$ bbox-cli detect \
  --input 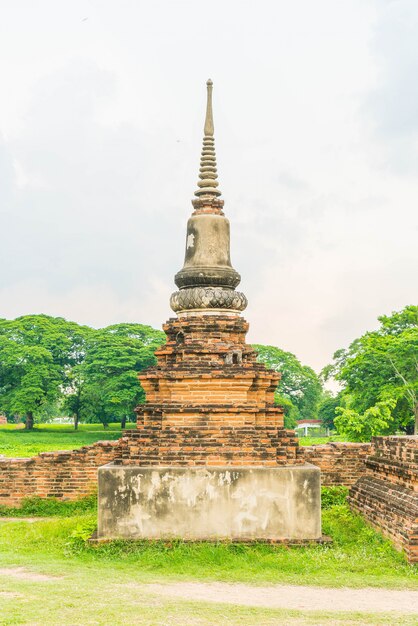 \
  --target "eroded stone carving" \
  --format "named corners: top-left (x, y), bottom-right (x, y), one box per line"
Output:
top-left (170, 287), bottom-right (247, 312)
